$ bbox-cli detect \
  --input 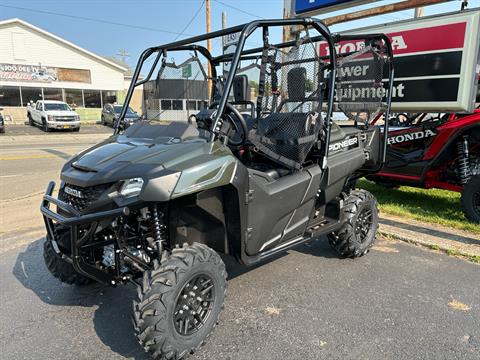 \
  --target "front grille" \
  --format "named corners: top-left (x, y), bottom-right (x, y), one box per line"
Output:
top-left (55, 116), bottom-right (76, 122)
top-left (61, 183), bottom-right (112, 211)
